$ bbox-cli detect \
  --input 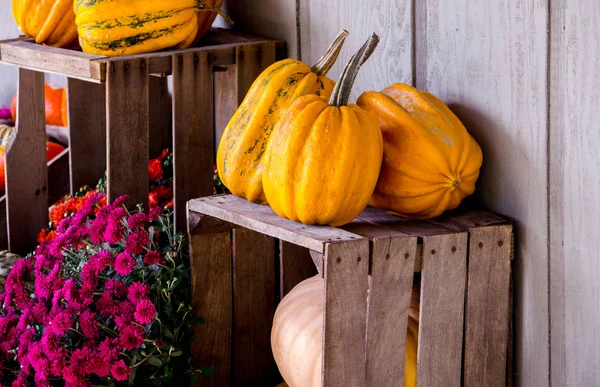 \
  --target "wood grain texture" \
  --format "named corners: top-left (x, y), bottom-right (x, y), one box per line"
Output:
top-left (0, 40), bottom-right (105, 82)
top-left (48, 149), bottom-right (71, 205)
top-left (298, 0), bottom-right (413, 99)
top-left (214, 64), bottom-right (237, 150)
top-left (67, 78), bottom-right (106, 193)
top-left (418, 1), bottom-right (549, 385)
top-left (106, 59), bottom-right (149, 209)
top-left (550, 1), bottom-right (600, 385)
top-left (279, 241), bottom-right (318, 297)
top-left (172, 52), bottom-right (214, 234)
top-left (232, 228), bottom-right (278, 386)
top-left (365, 236), bottom-right (417, 387)
top-left (236, 42), bottom-right (277, 104)
top-left (322, 240), bottom-right (369, 387)
top-left (417, 232), bottom-right (467, 387)
top-left (187, 228), bottom-right (232, 387)
top-left (223, 0), bottom-right (298, 58)
top-left (148, 76), bottom-right (172, 158)
top-left (464, 225), bottom-right (513, 387)
top-left (188, 195), bottom-right (363, 253)
top-left (6, 69), bottom-right (47, 254)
